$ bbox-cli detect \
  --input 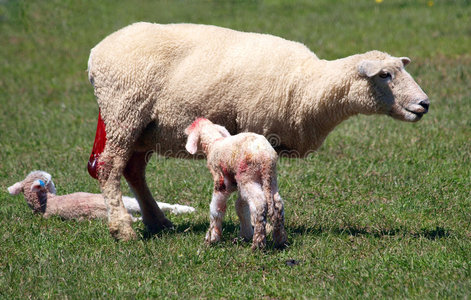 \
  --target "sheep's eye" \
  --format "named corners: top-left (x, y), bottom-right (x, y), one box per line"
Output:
top-left (379, 72), bottom-right (391, 79)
